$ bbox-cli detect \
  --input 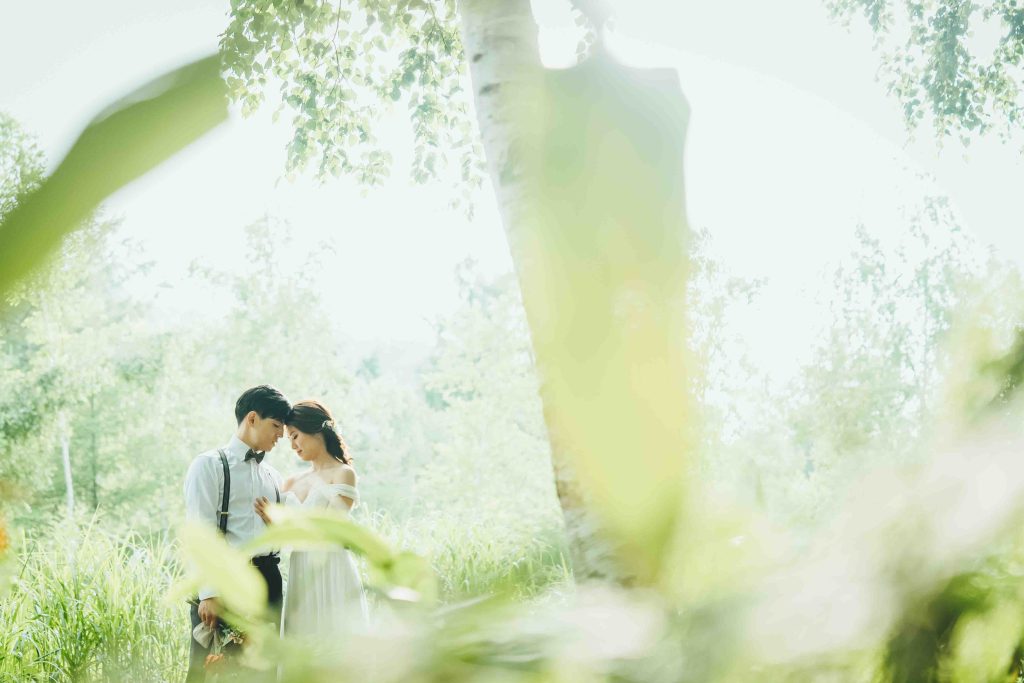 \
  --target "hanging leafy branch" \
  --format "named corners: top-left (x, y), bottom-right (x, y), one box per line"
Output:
top-left (826, 0), bottom-right (1024, 145)
top-left (221, 0), bottom-right (486, 199)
